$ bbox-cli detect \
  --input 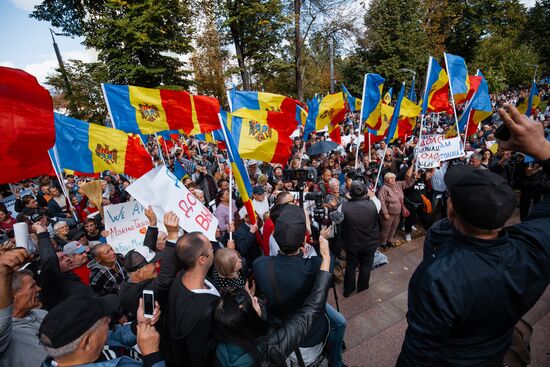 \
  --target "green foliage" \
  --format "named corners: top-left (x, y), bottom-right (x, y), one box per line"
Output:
top-left (472, 36), bottom-right (539, 92)
top-left (218, 0), bottom-right (287, 89)
top-left (46, 60), bottom-right (108, 124)
top-left (362, 0), bottom-right (429, 88)
top-left (520, 0), bottom-right (550, 72)
top-left (32, 0), bottom-right (194, 87)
